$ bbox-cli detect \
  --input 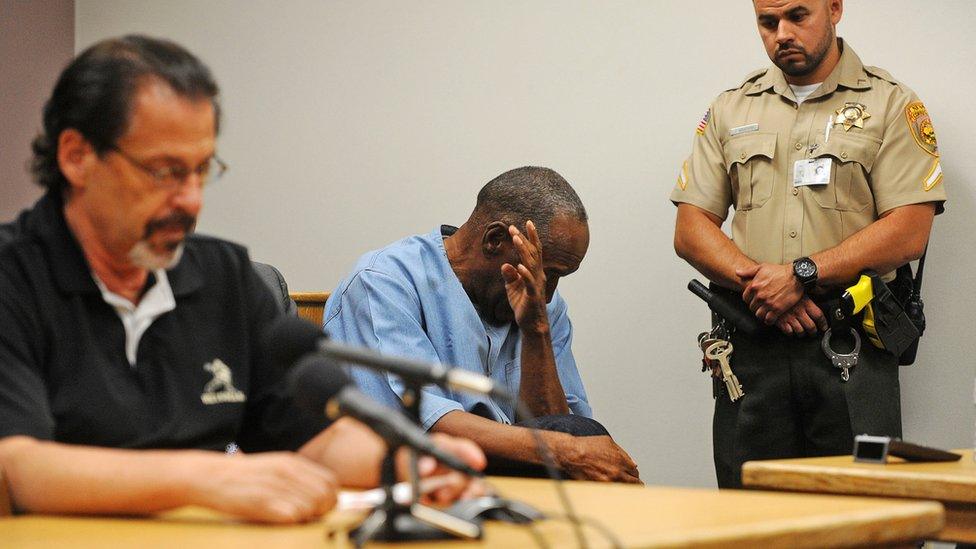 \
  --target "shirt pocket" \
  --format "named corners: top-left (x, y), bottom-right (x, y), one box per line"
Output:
top-left (502, 359), bottom-right (521, 401)
top-left (809, 133), bottom-right (881, 212)
top-left (724, 132), bottom-right (777, 211)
